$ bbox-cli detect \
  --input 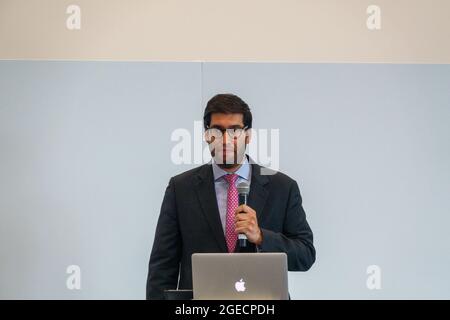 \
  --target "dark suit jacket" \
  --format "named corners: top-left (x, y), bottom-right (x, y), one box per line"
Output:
top-left (146, 159), bottom-right (316, 299)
